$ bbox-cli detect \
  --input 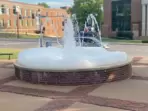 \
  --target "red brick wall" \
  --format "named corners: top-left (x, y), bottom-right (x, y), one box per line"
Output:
top-left (102, 0), bottom-right (112, 37)
top-left (131, 0), bottom-right (142, 37)
top-left (0, 0), bottom-right (68, 37)
top-left (102, 0), bottom-right (142, 38)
